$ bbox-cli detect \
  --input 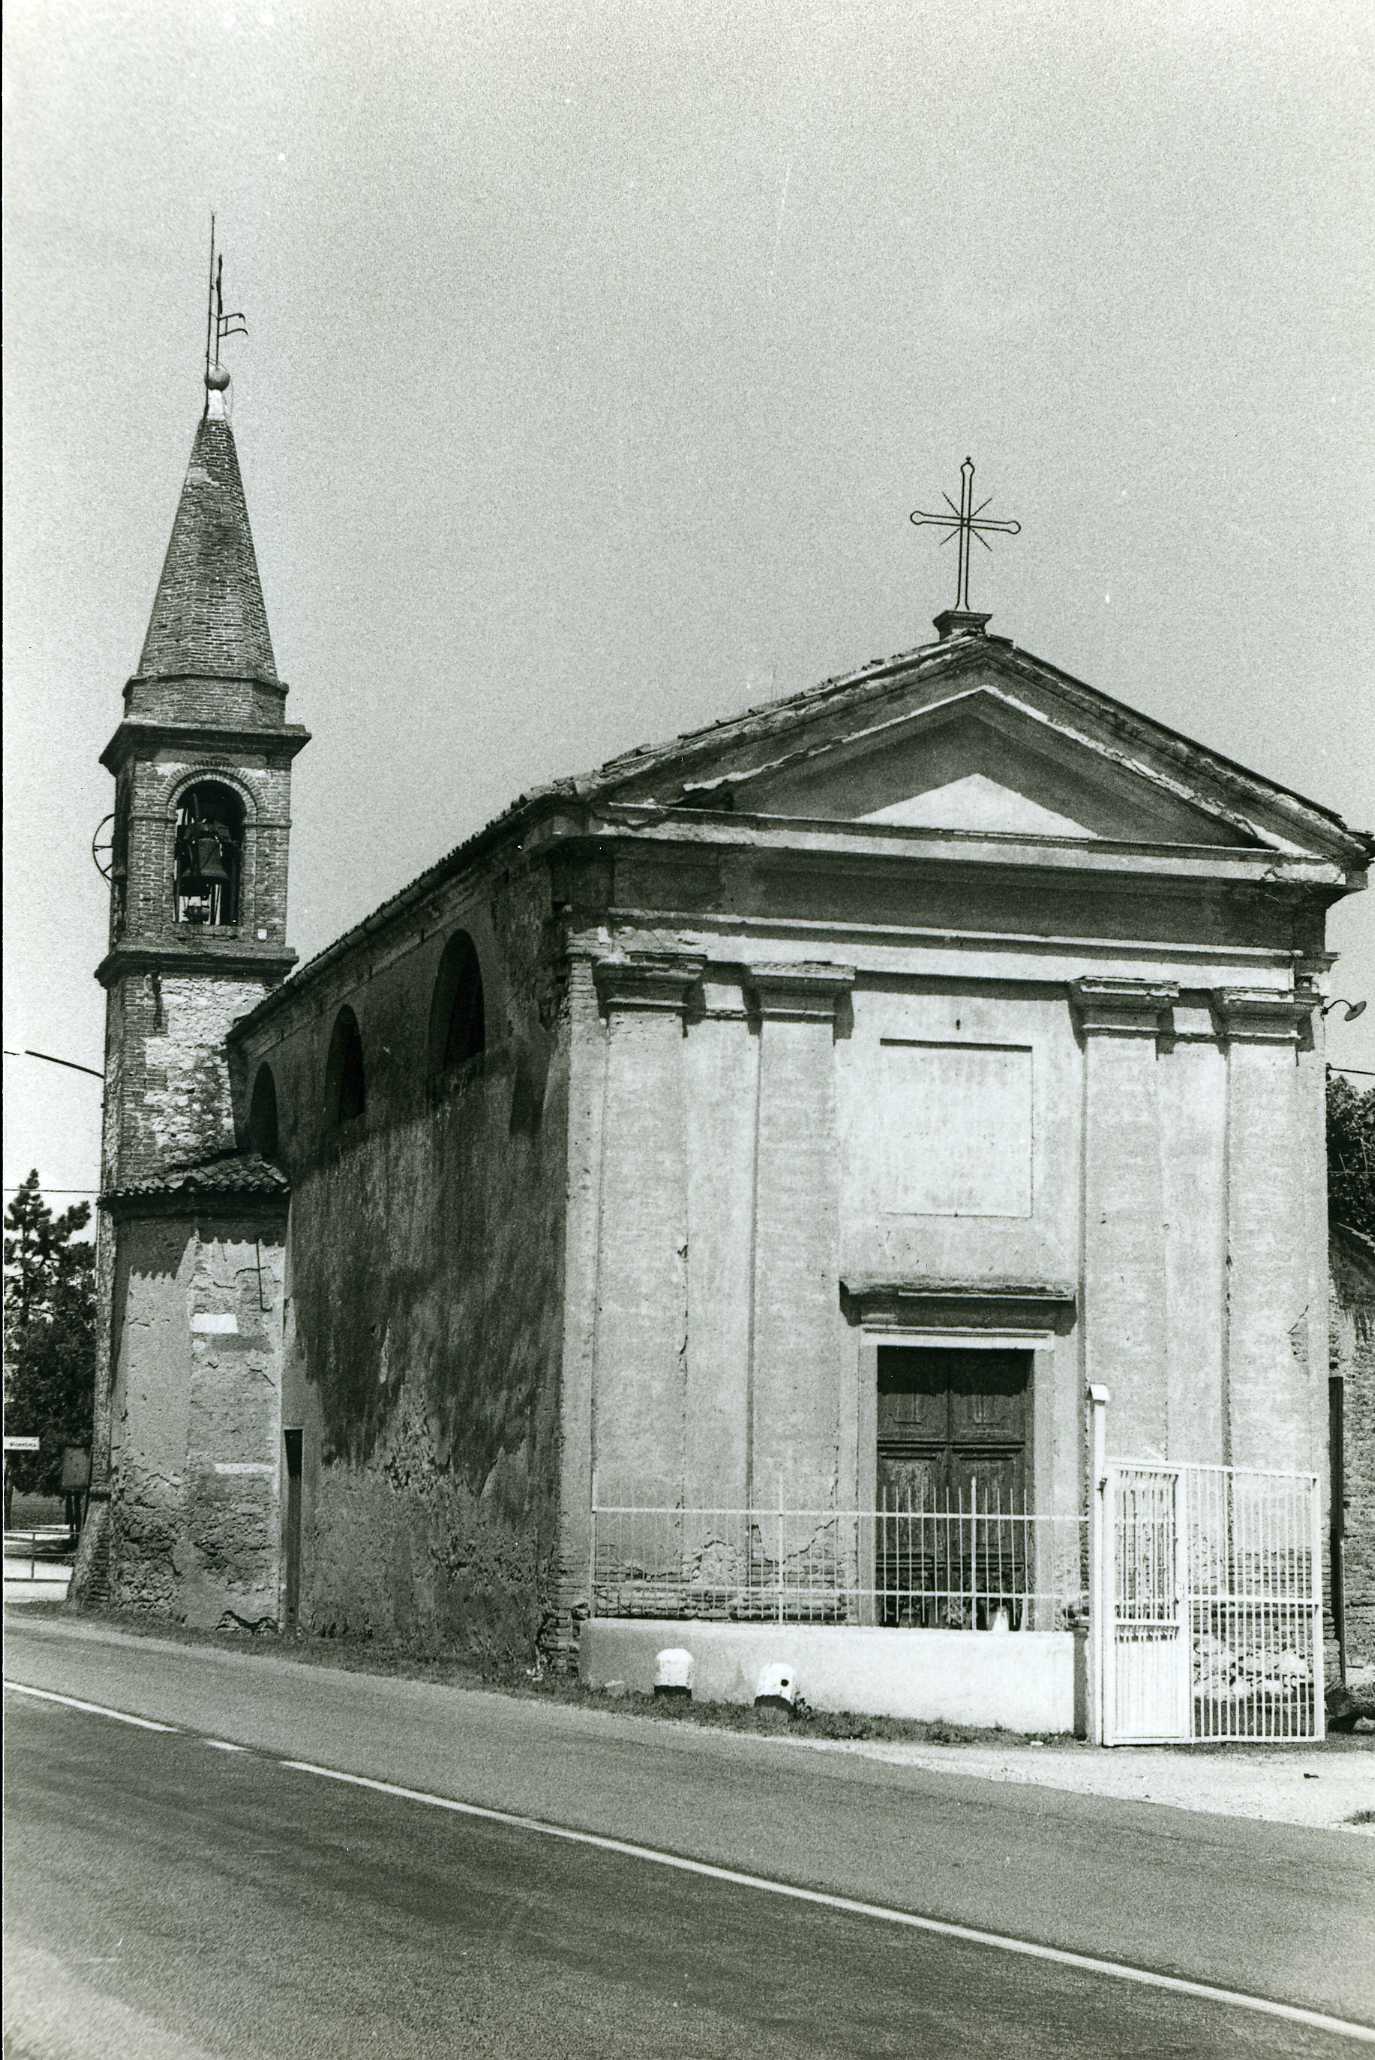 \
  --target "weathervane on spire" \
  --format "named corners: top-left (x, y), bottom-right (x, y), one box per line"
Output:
top-left (910, 457), bottom-right (1020, 635)
top-left (203, 213), bottom-right (248, 412)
